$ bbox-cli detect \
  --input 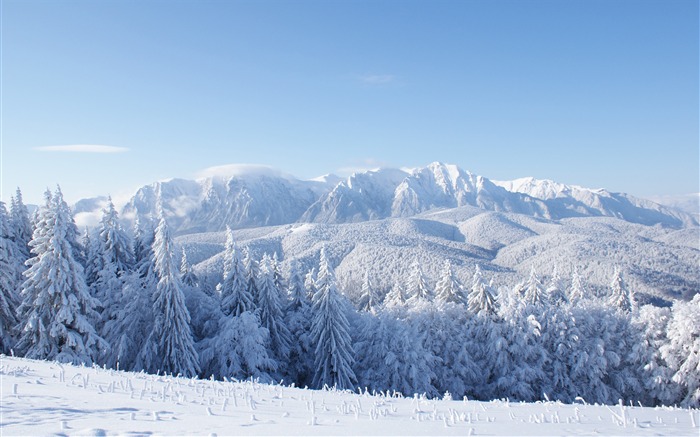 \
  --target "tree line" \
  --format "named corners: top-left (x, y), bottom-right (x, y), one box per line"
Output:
top-left (0, 187), bottom-right (698, 408)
